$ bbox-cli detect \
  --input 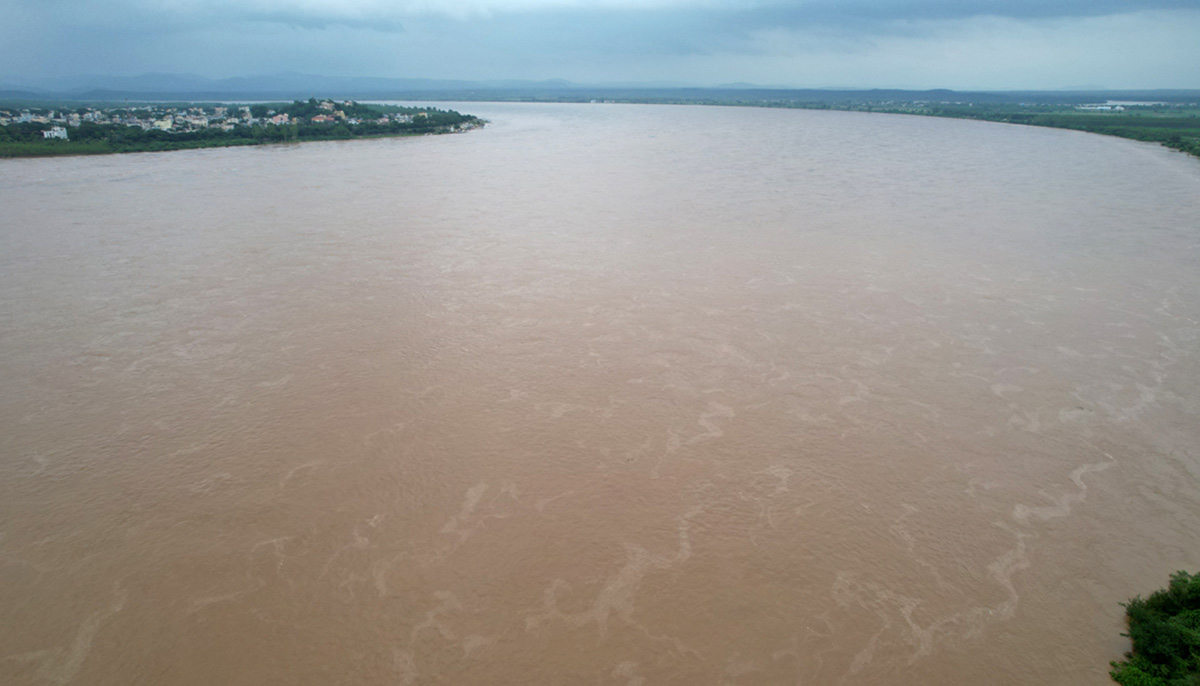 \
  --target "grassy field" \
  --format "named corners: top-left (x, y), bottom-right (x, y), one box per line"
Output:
top-left (0, 140), bottom-right (115, 156)
top-left (0, 138), bottom-right (268, 157)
